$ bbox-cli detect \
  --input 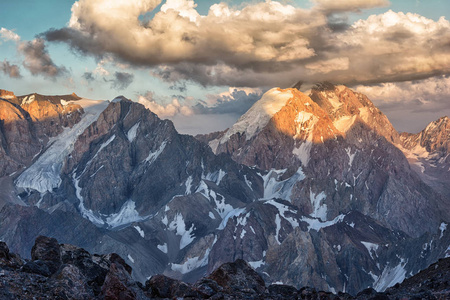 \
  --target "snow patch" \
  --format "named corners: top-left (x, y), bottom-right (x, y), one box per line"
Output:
top-left (345, 148), bottom-right (356, 168)
top-left (440, 222), bottom-right (447, 239)
top-left (361, 241), bottom-right (379, 259)
top-left (293, 140), bottom-right (313, 166)
top-left (309, 190), bottom-right (327, 221)
top-left (359, 107), bottom-right (372, 124)
top-left (145, 141), bottom-right (167, 164)
top-left (170, 248), bottom-right (211, 274)
top-left (157, 243), bottom-right (168, 254)
top-left (248, 259), bottom-right (265, 269)
top-left (127, 122), bottom-right (140, 142)
top-left (106, 200), bottom-right (147, 228)
top-left (244, 175), bottom-right (253, 190)
top-left (373, 259), bottom-right (407, 292)
top-left (333, 115), bottom-right (357, 133)
top-left (209, 211), bottom-right (216, 219)
top-left (168, 213), bottom-right (195, 249)
top-left (218, 208), bottom-right (246, 230)
top-left (260, 168), bottom-right (305, 201)
top-left (185, 176), bottom-right (193, 195)
top-left (134, 225), bottom-right (145, 238)
top-left (73, 173), bottom-right (105, 225)
top-left (21, 94), bottom-right (35, 105)
top-left (275, 214), bottom-right (282, 245)
top-left (301, 214), bottom-right (345, 232)
top-left (203, 169), bottom-right (226, 186)
top-left (127, 254), bottom-right (134, 263)
top-left (265, 199), bottom-right (300, 229)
